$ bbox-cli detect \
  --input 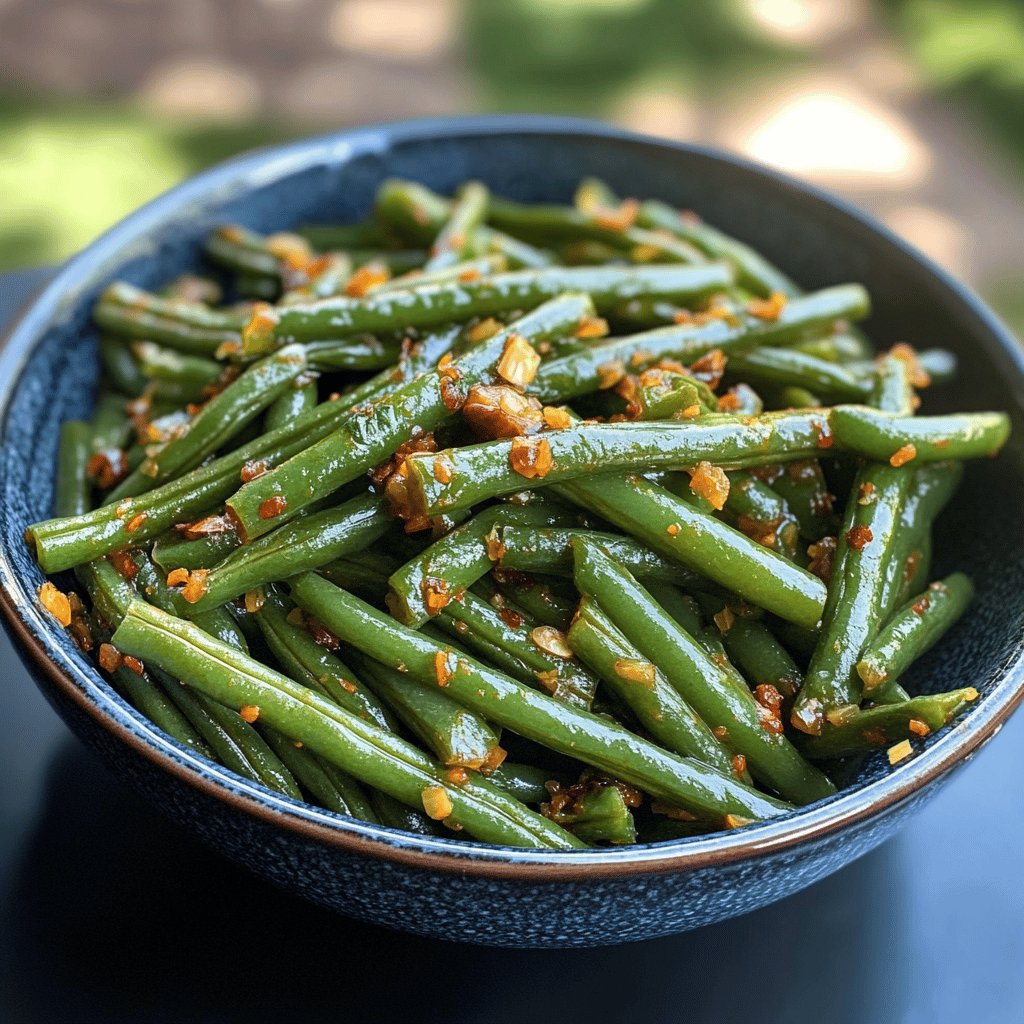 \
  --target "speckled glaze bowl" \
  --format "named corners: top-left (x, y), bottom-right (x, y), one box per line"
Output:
top-left (1, 116), bottom-right (1022, 948)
